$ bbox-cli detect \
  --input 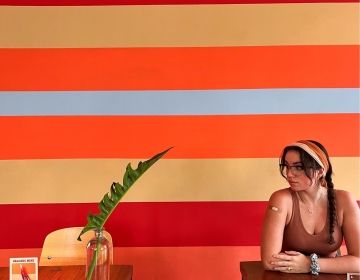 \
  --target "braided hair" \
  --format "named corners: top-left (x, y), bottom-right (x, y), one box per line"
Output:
top-left (309, 140), bottom-right (337, 244)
